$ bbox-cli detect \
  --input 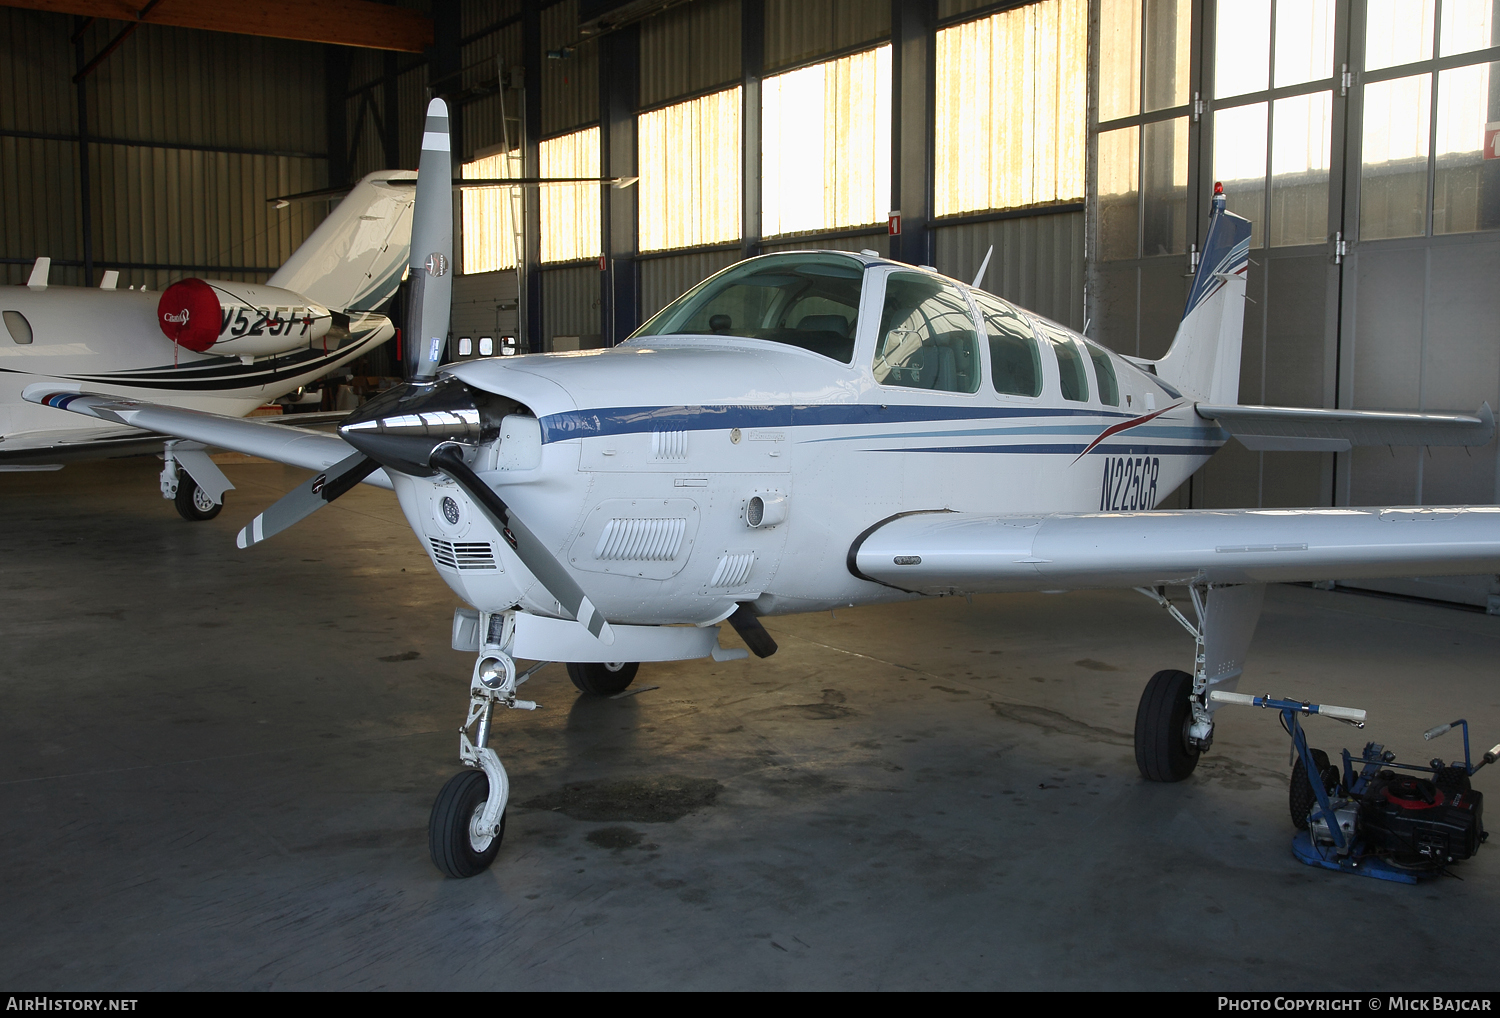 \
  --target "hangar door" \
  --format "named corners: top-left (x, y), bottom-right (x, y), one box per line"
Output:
top-left (1091, 0), bottom-right (1500, 607)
